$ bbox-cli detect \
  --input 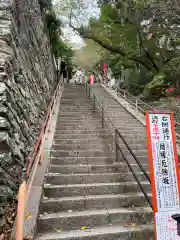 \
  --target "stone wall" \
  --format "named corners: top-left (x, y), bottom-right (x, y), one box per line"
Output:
top-left (0, 0), bottom-right (57, 227)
